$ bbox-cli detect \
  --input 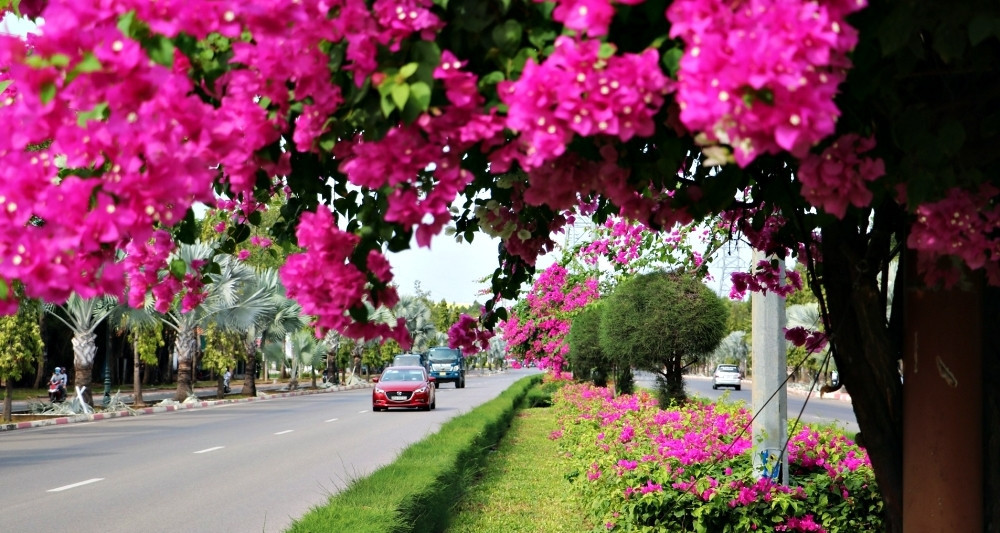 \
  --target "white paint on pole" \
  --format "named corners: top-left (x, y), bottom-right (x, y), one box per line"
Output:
top-left (751, 251), bottom-right (789, 485)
